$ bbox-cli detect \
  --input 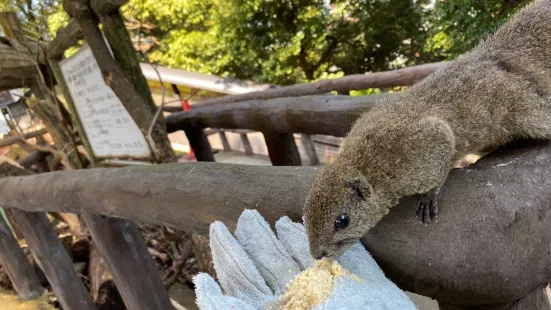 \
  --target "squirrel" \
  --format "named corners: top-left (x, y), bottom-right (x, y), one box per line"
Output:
top-left (303, 0), bottom-right (551, 259)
